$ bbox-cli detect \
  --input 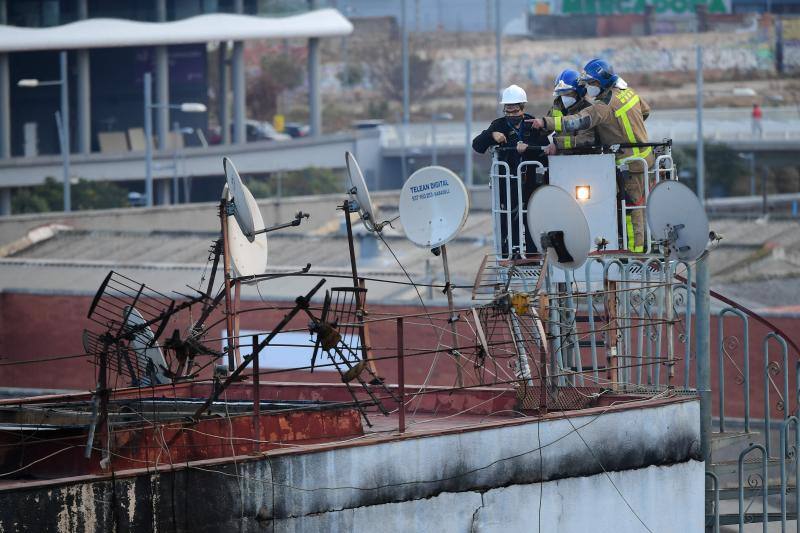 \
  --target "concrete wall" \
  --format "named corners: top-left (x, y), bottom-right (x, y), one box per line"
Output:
top-left (0, 399), bottom-right (702, 532)
top-left (274, 461), bottom-right (703, 533)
